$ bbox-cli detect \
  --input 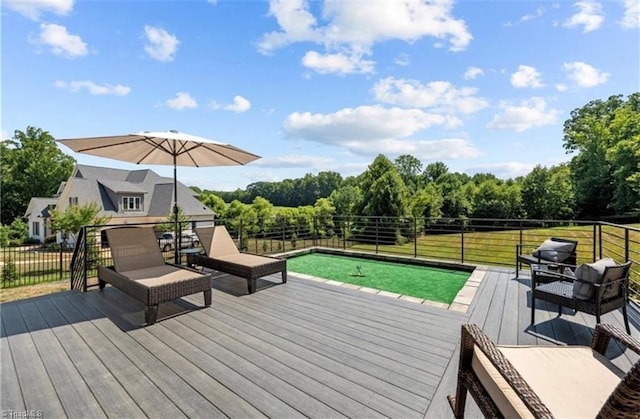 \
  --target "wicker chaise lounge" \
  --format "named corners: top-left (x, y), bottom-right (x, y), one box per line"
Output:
top-left (448, 323), bottom-right (640, 418)
top-left (98, 227), bottom-right (213, 325)
top-left (190, 225), bottom-right (287, 294)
